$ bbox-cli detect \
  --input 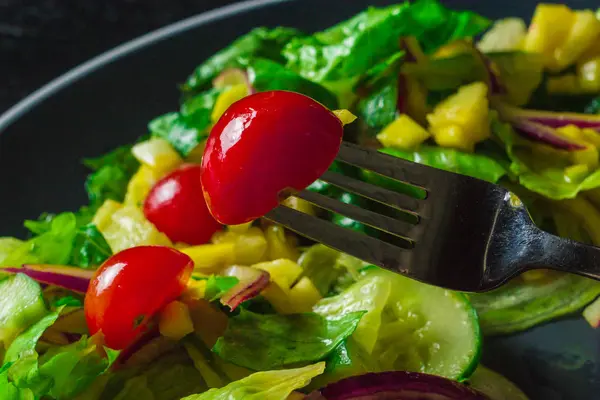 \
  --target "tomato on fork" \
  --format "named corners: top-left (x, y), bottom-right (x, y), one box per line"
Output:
top-left (201, 90), bottom-right (344, 225)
